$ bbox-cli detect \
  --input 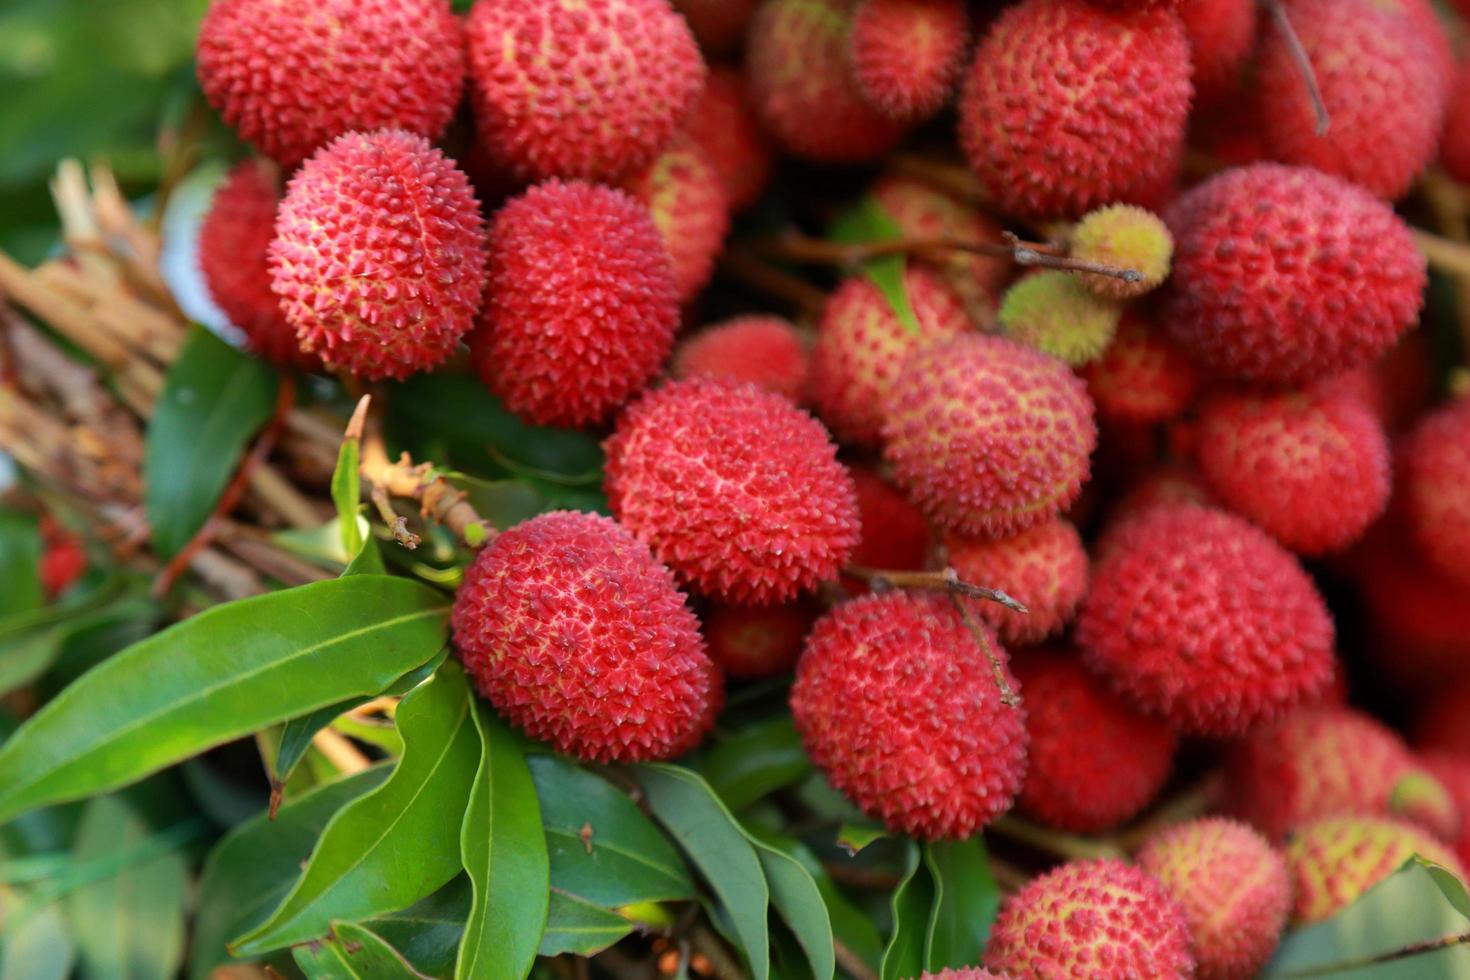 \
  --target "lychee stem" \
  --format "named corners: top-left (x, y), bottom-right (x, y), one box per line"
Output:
top-left (952, 593), bottom-right (1022, 708)
top-left (845, 565), bottom-right (1029, 613)
top-left (361, 438), bottom-right (495, 549)
top-left (1413, 228), bottom-right (1470, 280)
top-left (1264, 0), bottom-right (1330, 136)
top-left (1277, 931), bottom-right (1470, 978)
top-left (990, 814), bottom-right (1126, 862)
